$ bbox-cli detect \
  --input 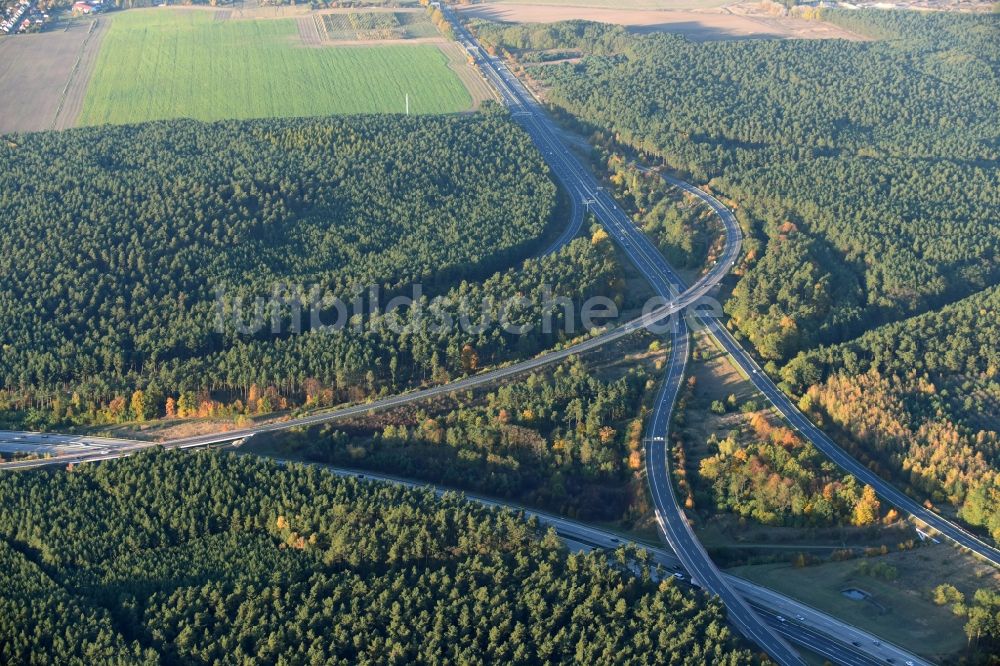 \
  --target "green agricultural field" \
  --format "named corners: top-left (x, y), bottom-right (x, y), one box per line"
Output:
top-left (79, 10), bottom-right (472, 125)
